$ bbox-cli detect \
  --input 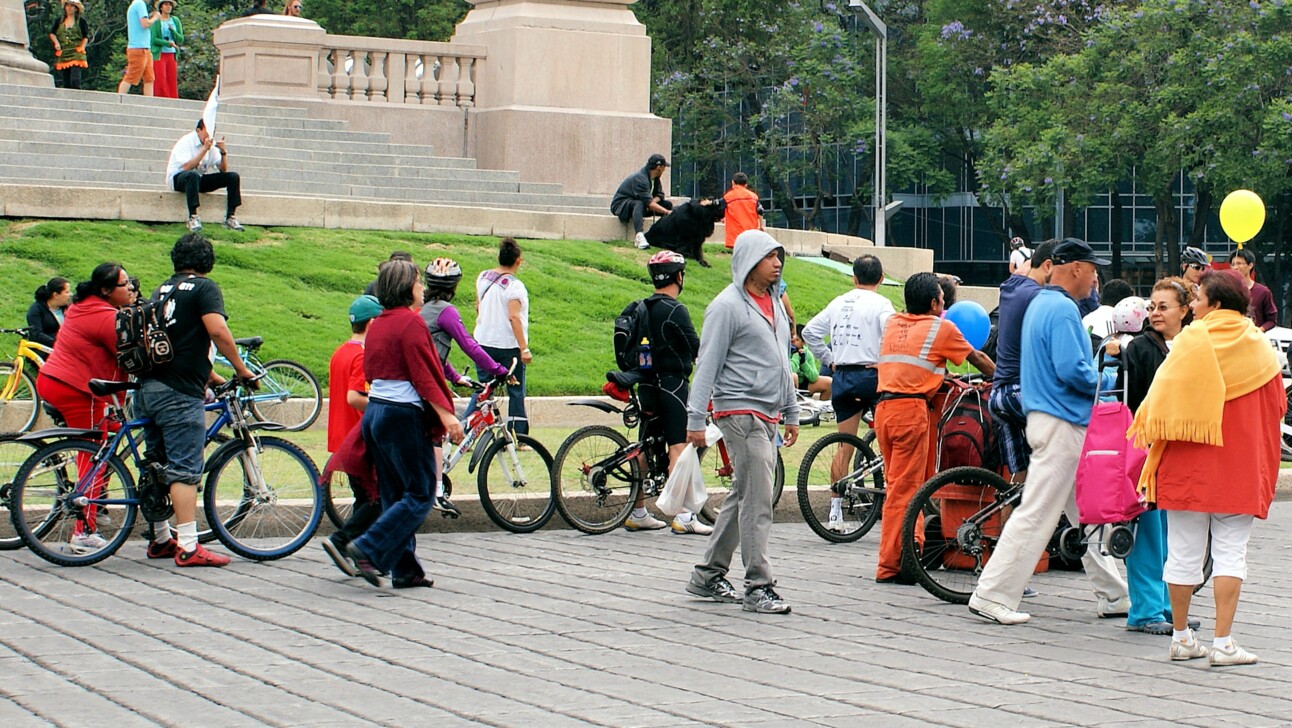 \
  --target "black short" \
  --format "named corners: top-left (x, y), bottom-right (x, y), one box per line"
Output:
top-left (639, 373), bottom-right (689, 447)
